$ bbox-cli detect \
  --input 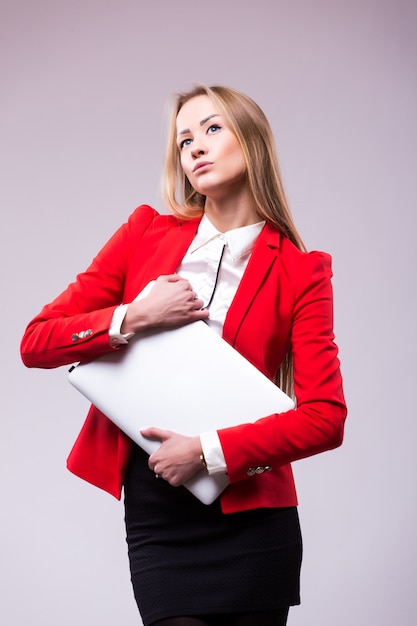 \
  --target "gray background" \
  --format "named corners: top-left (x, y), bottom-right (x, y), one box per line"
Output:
top-left (2, 1), bottom-right (416, 624)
